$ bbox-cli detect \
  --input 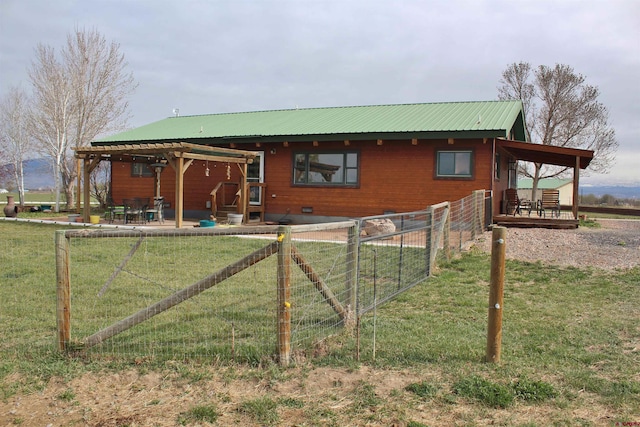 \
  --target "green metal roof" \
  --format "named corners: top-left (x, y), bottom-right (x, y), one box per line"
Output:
top-left (518, 178), bottom-right (573, 189)
top-left (95, 100), bottom-right (526, 144)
